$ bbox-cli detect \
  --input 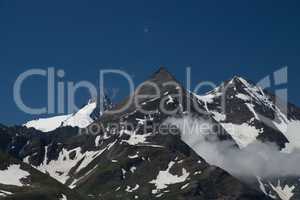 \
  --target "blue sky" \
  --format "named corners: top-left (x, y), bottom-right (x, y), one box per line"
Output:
top-left (0, 0), bottom-right (300, 125)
